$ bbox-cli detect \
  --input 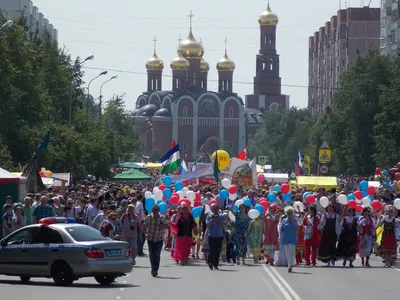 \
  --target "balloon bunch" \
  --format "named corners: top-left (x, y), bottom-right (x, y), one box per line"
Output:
top-left (39, 168), bottom-right (54, 178)
top-left (375, 167), bottom-right (393, 190)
